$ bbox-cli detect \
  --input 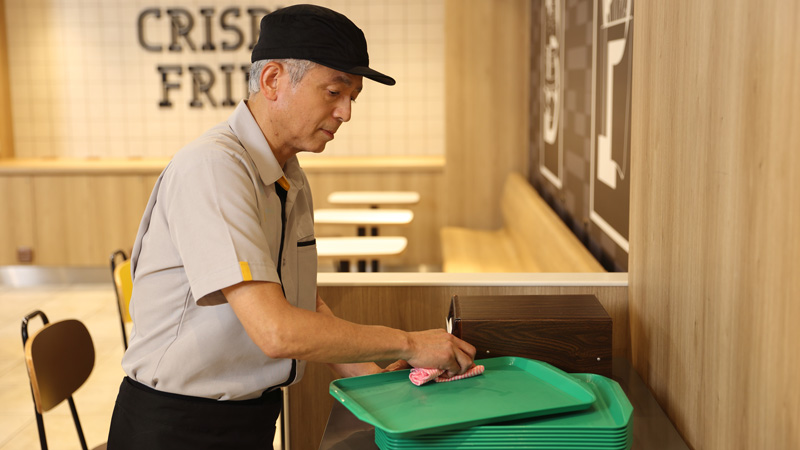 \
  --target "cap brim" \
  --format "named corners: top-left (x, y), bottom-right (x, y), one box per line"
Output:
top-left (345, 66), bottom-right (396, 86)
top-left (309, 59), bottom-right (396, 86)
